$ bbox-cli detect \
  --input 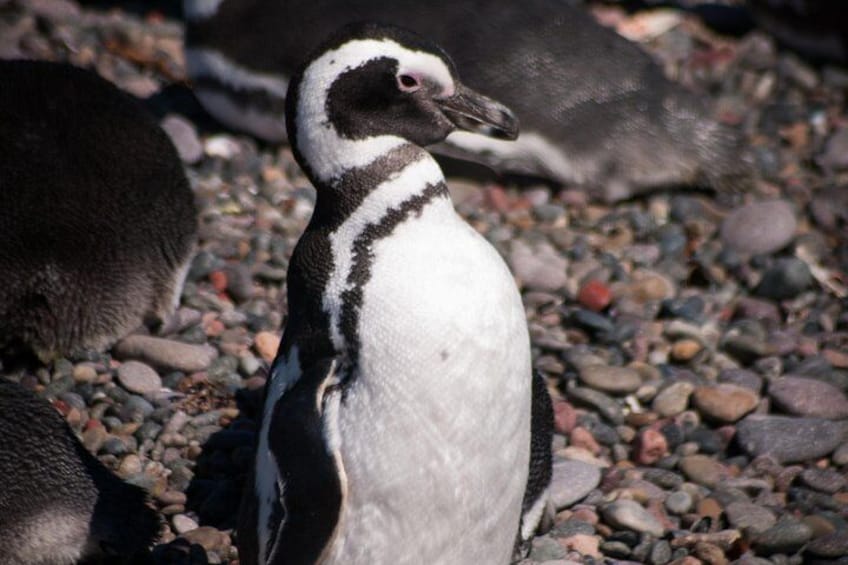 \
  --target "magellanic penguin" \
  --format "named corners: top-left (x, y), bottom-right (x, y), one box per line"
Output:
top-left (183, 0), bottom-right (753, 202)
top-left (748, 0), bottom-right (848, 64)
top-left (236, 23), bottom-right (552, 564)
top-left (0, 378), bottom-right (160, 564)
top-left (0, 60), bottom-right (197, 362)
